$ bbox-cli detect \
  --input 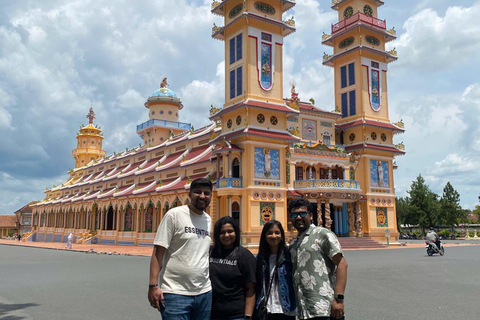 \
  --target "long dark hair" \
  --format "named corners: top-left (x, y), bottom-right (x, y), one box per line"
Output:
top-left (255, 220), bottom-right (288, 294)
top-left (212, 216), bottom-right (241, 257)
